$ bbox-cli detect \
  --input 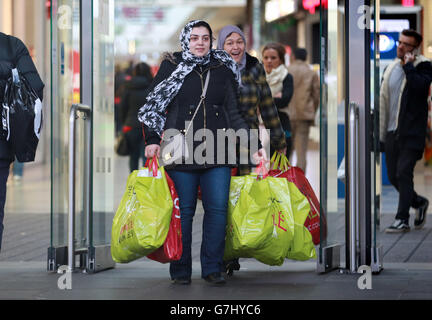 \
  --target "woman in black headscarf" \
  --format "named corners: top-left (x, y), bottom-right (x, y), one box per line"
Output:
top-left (138, 20), bottom-right (264, 285)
